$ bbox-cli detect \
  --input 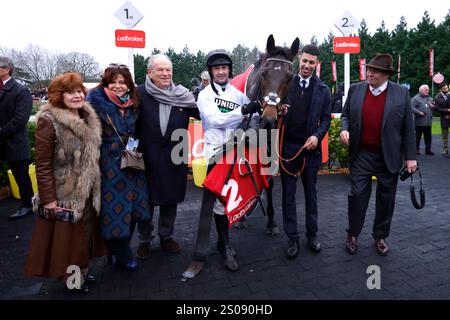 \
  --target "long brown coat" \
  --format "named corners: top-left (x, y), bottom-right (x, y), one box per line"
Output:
top-left (25, 102), bottom-right (106, 280)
